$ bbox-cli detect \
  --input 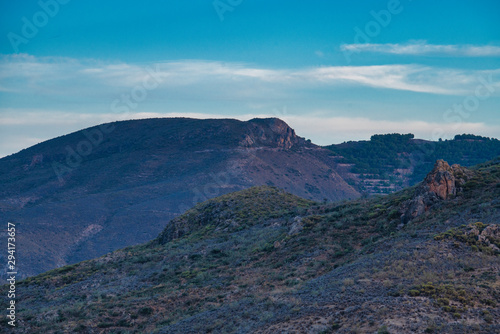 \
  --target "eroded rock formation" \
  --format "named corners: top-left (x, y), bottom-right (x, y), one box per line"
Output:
top-left (400, 160), bottom-right (473, 224)
top-left (239, 118), bottom-right (301, 149)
